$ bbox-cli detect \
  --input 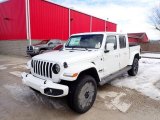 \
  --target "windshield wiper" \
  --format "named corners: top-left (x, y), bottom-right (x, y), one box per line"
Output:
top-left (71, 46), bottom-right (76, 50)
